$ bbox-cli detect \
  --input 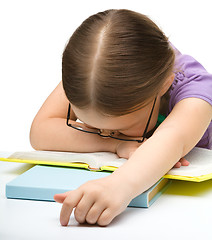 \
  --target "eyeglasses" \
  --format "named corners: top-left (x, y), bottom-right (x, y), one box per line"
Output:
top-left (66, 97), bottom-right (157, 143)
